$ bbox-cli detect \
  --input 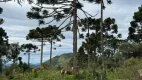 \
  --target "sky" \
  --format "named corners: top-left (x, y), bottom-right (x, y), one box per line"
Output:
top-left (0, 0), bottom-right (142, 64)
